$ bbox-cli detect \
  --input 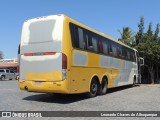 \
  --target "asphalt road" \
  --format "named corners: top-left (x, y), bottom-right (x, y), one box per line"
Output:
top-left (0, 79), bottom-right (160, 120)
